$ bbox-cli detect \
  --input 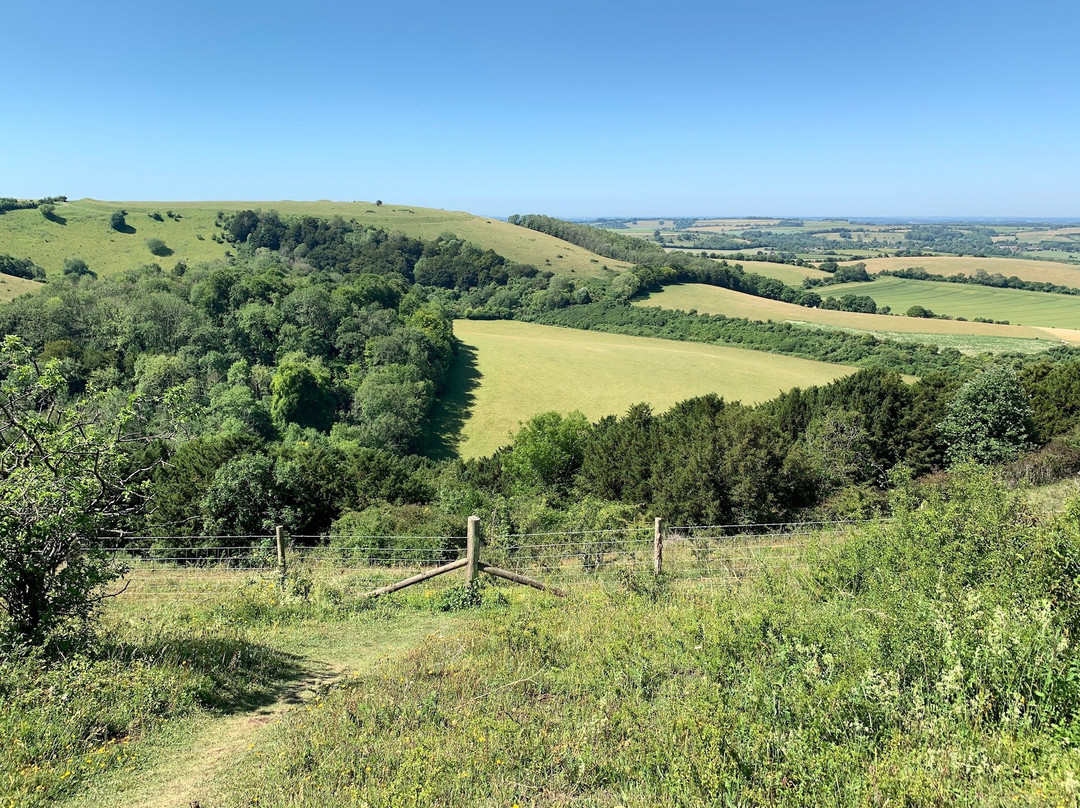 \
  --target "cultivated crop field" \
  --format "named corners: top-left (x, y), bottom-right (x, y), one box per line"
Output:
top-left (842, 255), bottom-right (1080, 287)
top-left (838, 276), bottom-right (1080, 329)
top-left (636, 284), bottom-right (1075, 349)
top-left (0, 199), bottom-right (625, 279)
top-left (443, 319), bottom-right (857, 458)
